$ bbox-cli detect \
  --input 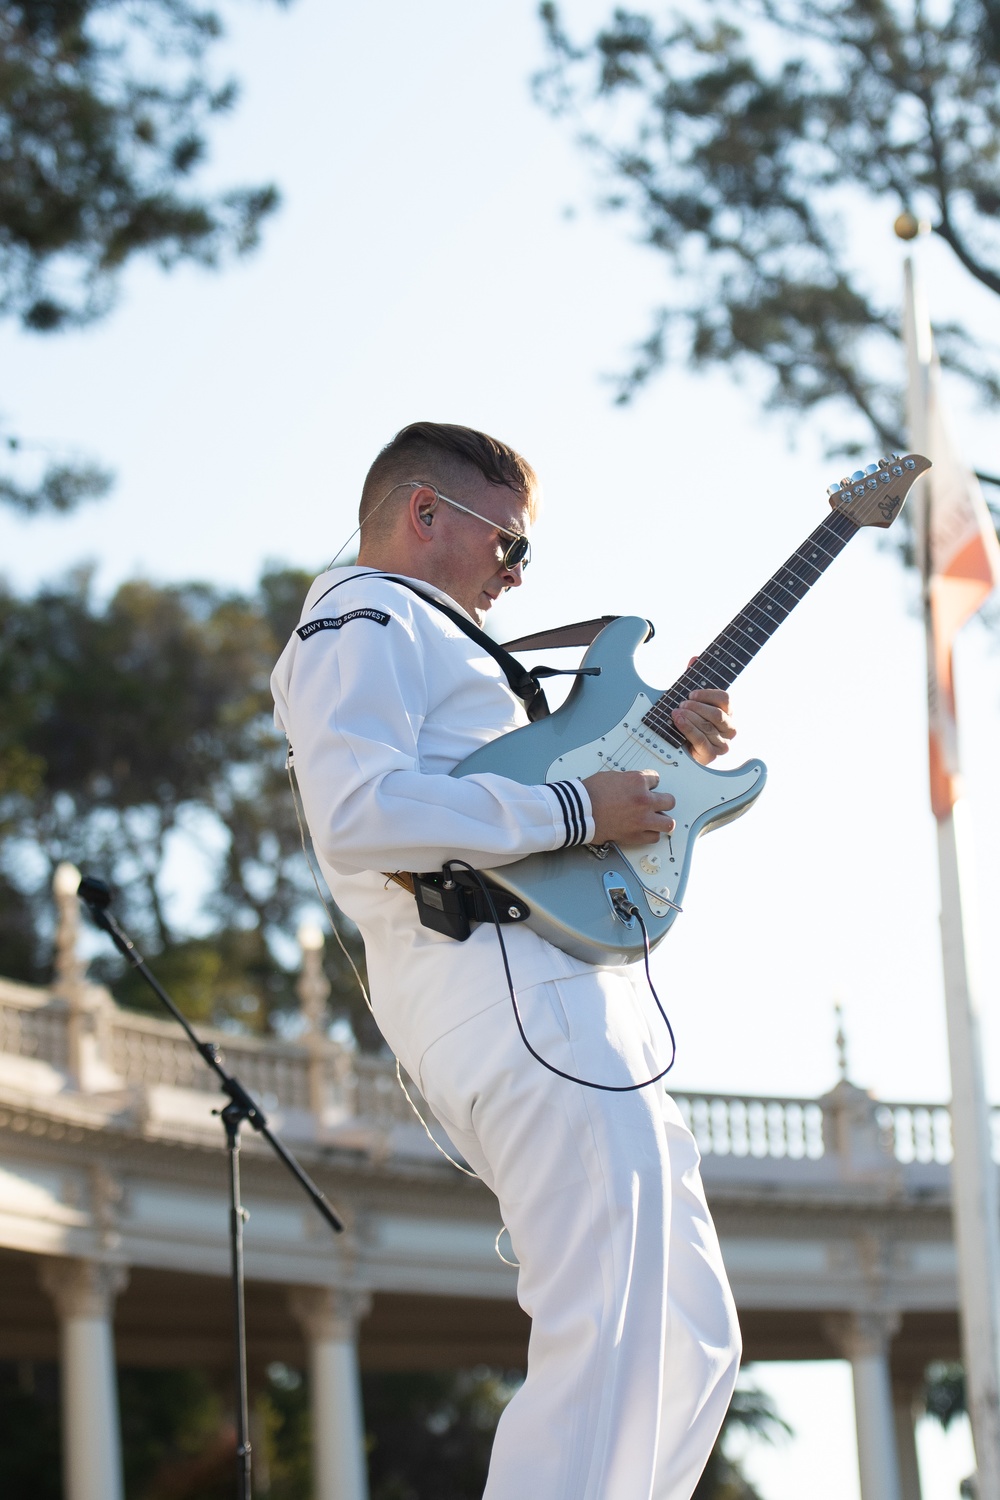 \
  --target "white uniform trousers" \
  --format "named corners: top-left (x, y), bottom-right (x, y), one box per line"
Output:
top-left (411, 965), bottom-right (742, 1500)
